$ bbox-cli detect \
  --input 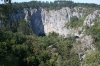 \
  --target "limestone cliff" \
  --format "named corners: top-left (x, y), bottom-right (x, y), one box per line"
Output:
top-left (28, 7), bottom-right (100, 37)
top-left (10, 7), bottom-right (100, 37)
top-left (29, 7), bottom-right (84, 37)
